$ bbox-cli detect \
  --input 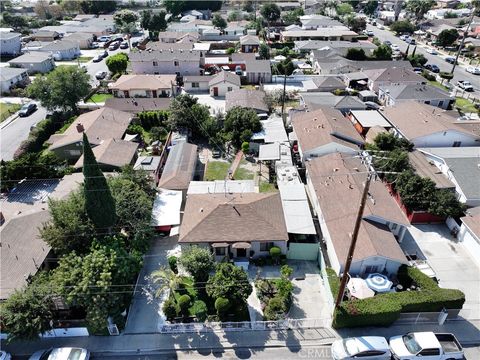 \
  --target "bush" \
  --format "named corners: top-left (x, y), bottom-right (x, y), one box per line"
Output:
top-left (422, 70), bottom-right (436, 81)
top-left (178, 294), bottom-right (191, 316)
top-left (162, 298), bottom-right (178, 321)
top-left (168, 256), bottom-right (178, 273)
top-left (269, 246), bottom-right (281, 264)
top-left (280, 265), bottom-right (293, 279)
top-left (241, 141), bottom-right (250, 154)
top-left (215, 297), bottom-right (230, 319)
top-left (439, 71), bottom-right (454, 80)
top-left (192, 300), bottom-right (208, 321)
top-left (264, 295), bottom-right (287, 320)
top-left (326, 267), bottom-right (340, 299)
